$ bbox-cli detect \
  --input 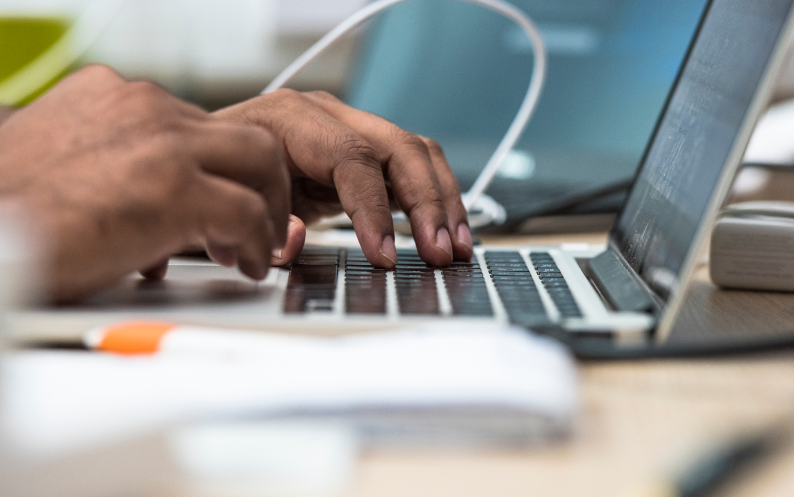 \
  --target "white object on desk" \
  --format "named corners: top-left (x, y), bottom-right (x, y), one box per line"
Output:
top-left (4, 323), bottom-right (577, 454)
top-left (710, 201), bottom-right (794, 291)
top-left (745, 97), bottom-right (794, 165)
top-left (170, 421), bottom-right (357, 497)
top-left (0, 204), bottom-right (172, 497)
